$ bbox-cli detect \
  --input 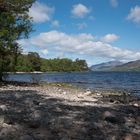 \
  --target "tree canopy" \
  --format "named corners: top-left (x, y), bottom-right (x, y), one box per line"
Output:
top-left (15, 53), bottom-right (89, 72)
top-left (0, 0), bottom-right (35, 80)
